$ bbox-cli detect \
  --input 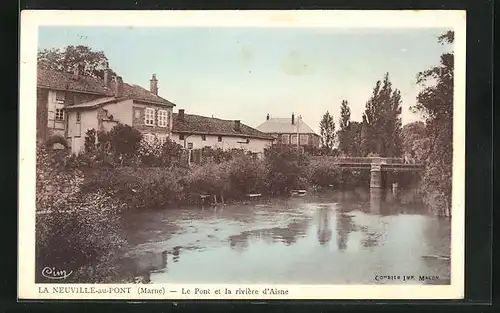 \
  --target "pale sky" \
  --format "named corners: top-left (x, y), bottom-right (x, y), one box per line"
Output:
top-left (38, 26), bottom-right (451, 133)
